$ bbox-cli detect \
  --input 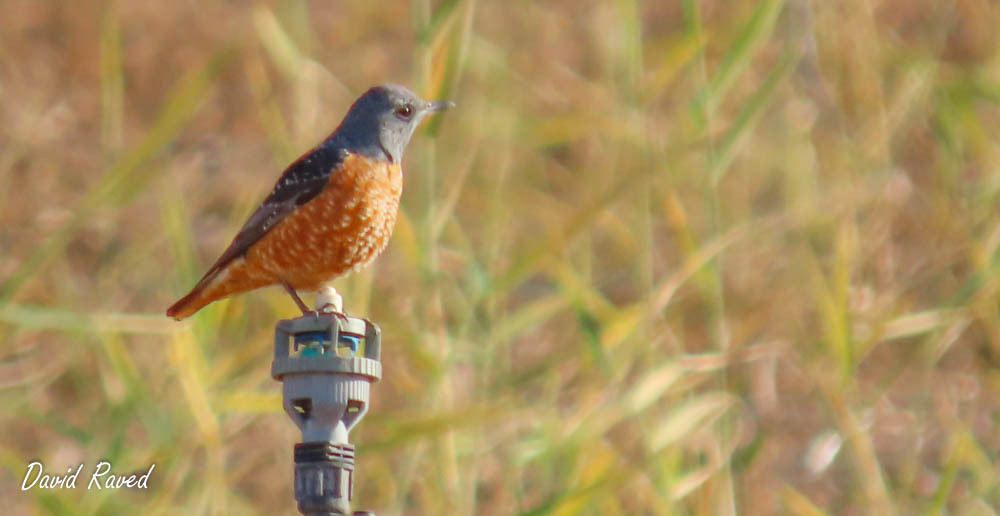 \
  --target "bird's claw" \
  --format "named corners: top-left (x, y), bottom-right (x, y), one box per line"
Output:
top-left (312, 305), bottom-right (351, 325)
